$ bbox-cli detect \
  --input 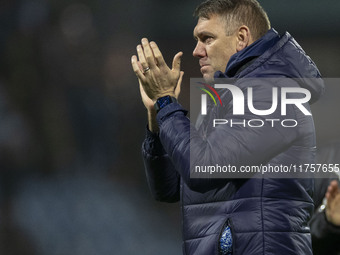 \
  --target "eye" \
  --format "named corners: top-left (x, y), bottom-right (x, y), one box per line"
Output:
top-left (203, 36), bottom-right (214, 44)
